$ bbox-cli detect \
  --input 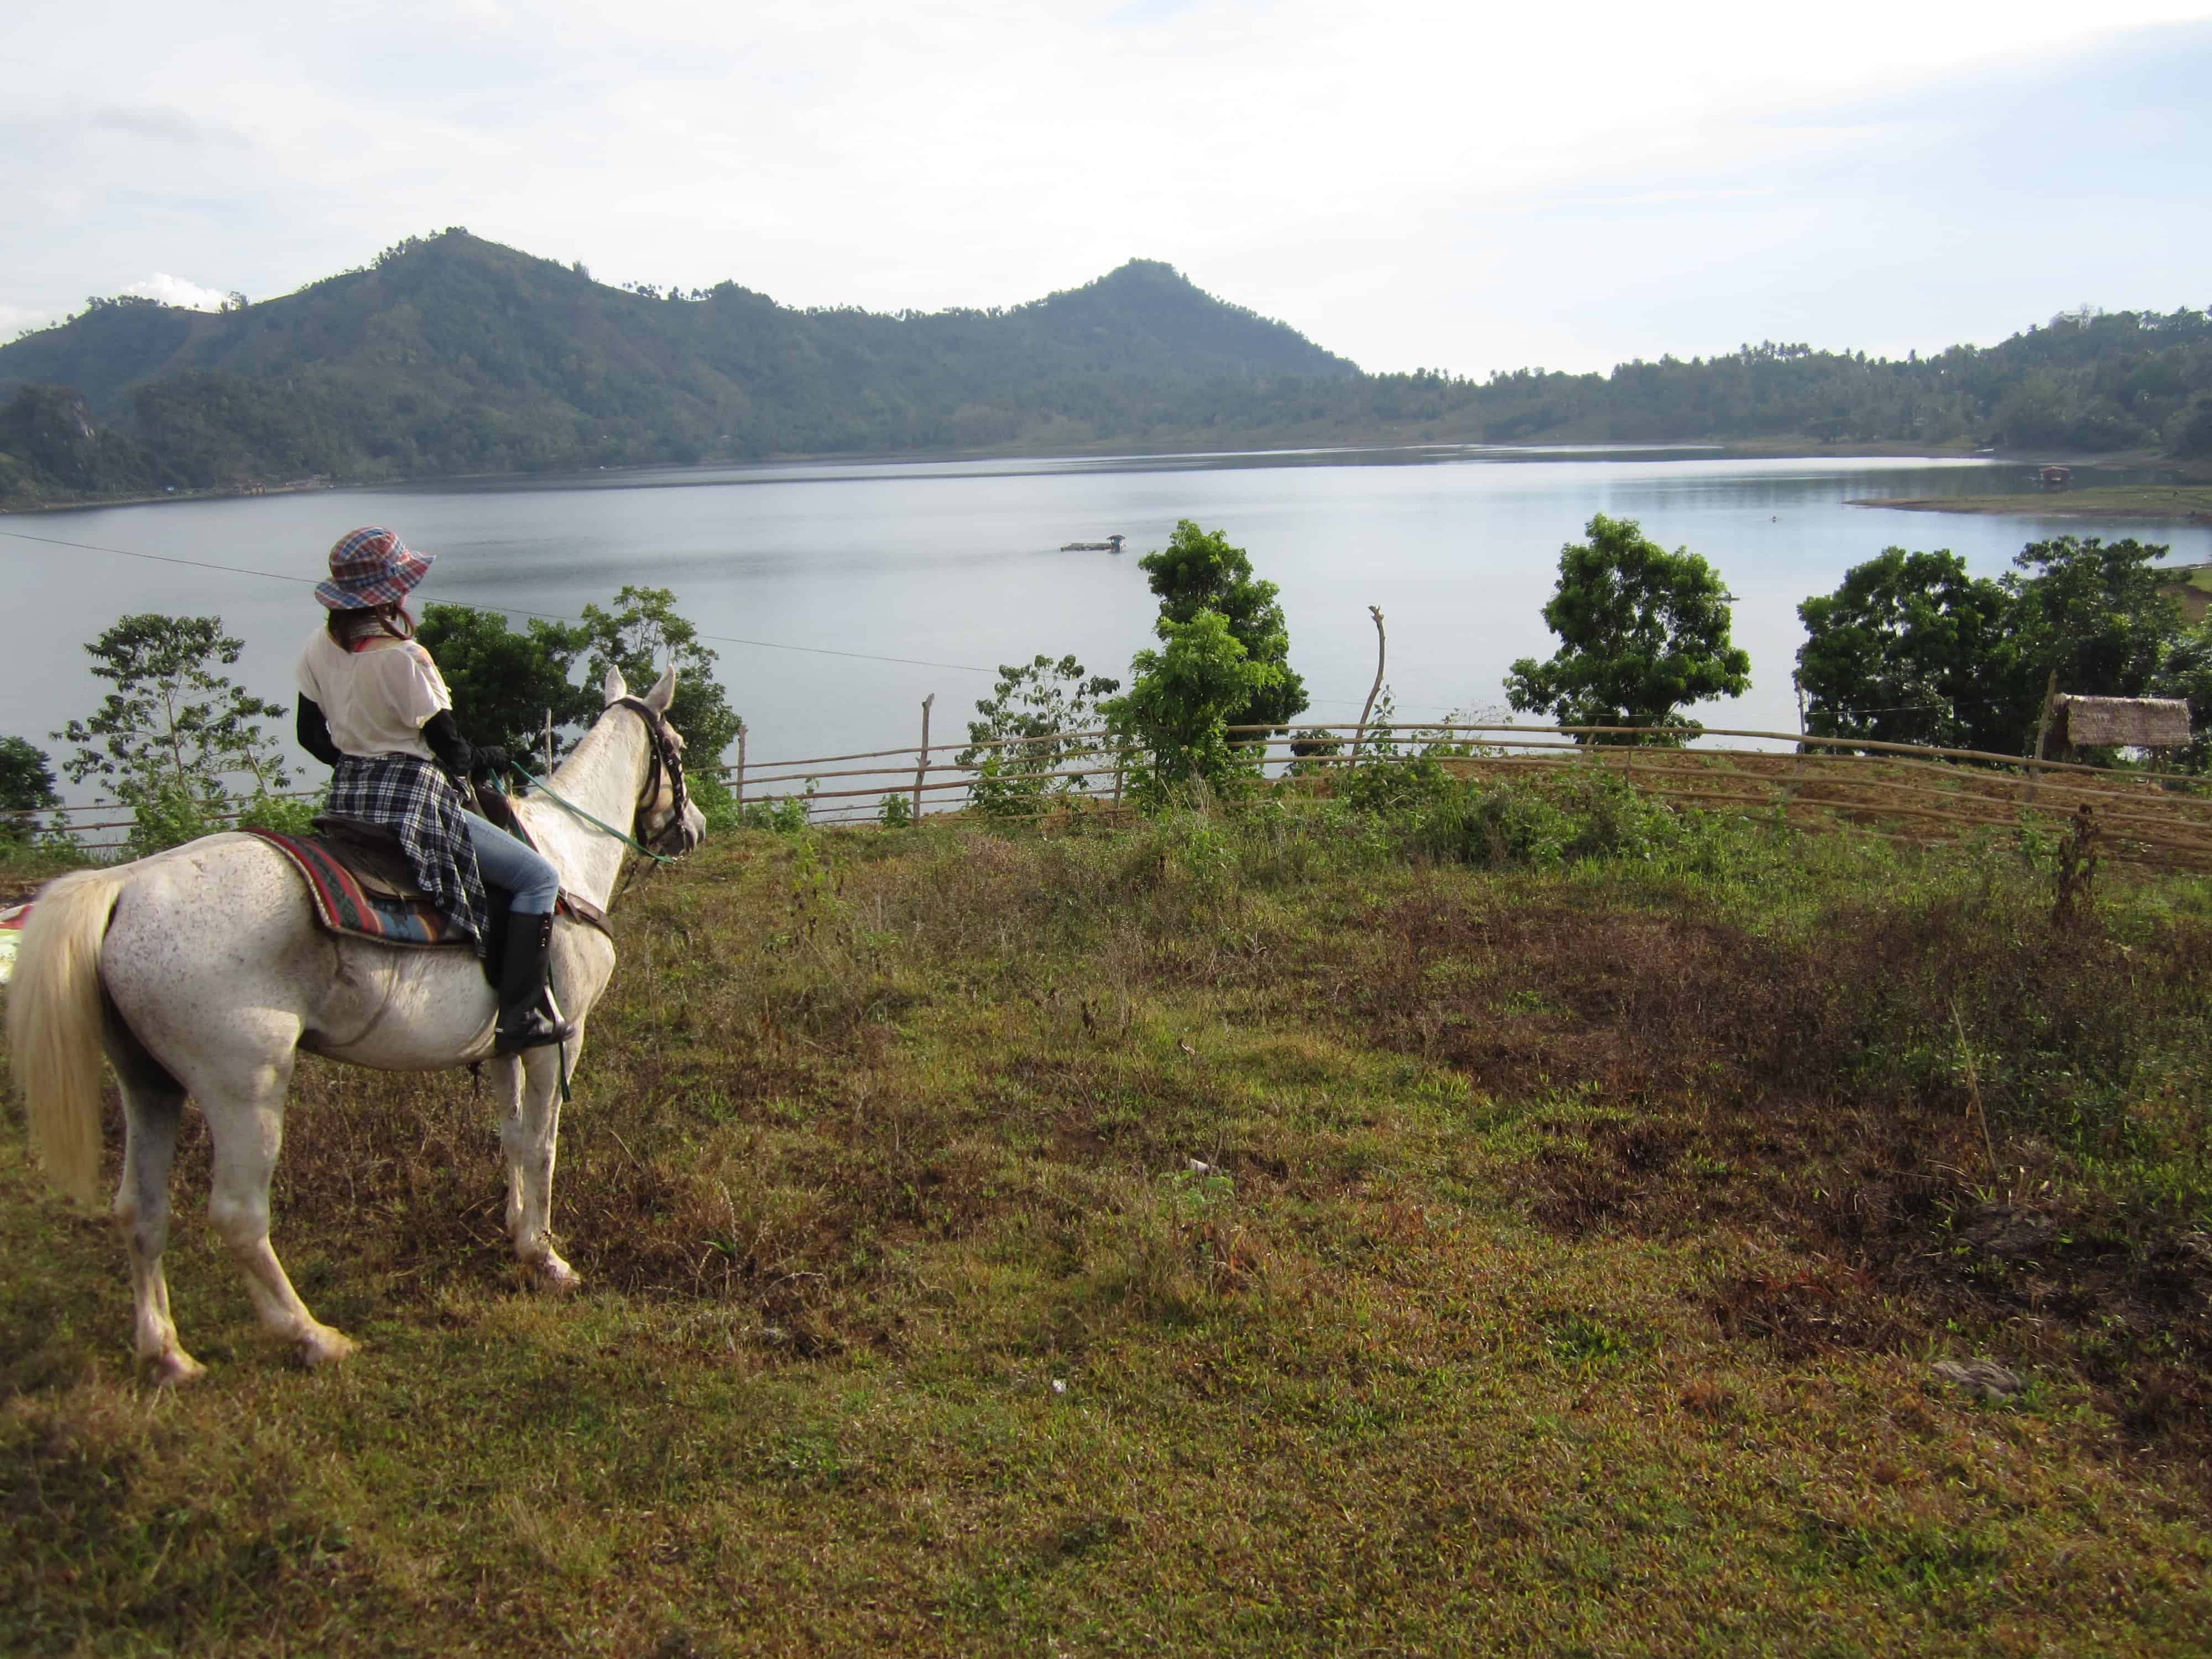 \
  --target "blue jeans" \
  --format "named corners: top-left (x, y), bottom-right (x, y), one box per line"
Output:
top-left (463, 812), bottom-right (561, 914)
